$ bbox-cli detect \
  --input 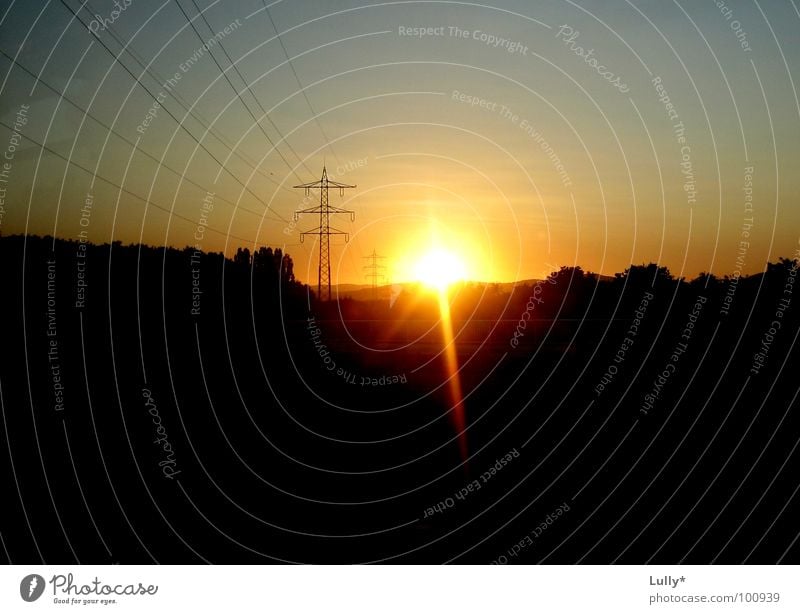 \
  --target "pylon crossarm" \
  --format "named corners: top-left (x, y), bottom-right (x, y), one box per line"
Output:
top-left (326, 206), bottom-right (355, 219)
top-left (294, 206), bottom-right (324, 217)
top-left (325, 177), bottom-right (356, 186)
top-left (325, 229), bottom-right (350, 242)
top-left (299, 227), bottom-right (322, 237)
top-left (326, 180), bottom-right (356, 189)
